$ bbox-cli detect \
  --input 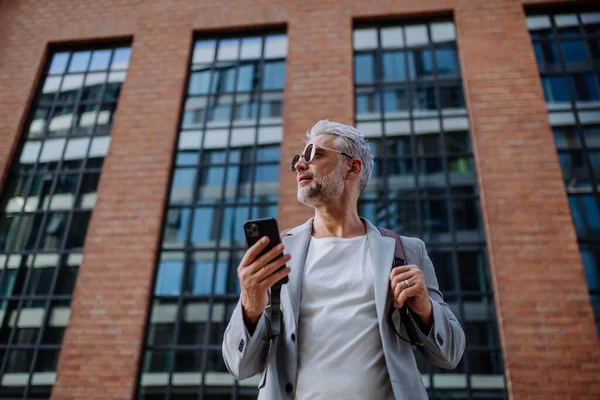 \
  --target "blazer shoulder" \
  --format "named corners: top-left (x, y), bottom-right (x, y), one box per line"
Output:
top-left (398, 235), bottom-right (425, 250)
